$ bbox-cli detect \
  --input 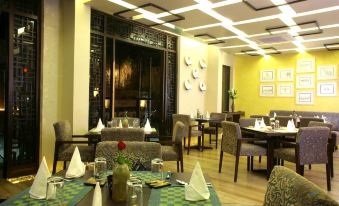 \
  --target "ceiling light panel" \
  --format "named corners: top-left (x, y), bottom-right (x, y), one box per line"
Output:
top-left (86, 0), bottom-right (126, 15)
top-left (290, 0), bottom-right (339, 14)
top-left (124, 0), bottom-right (197, 11)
